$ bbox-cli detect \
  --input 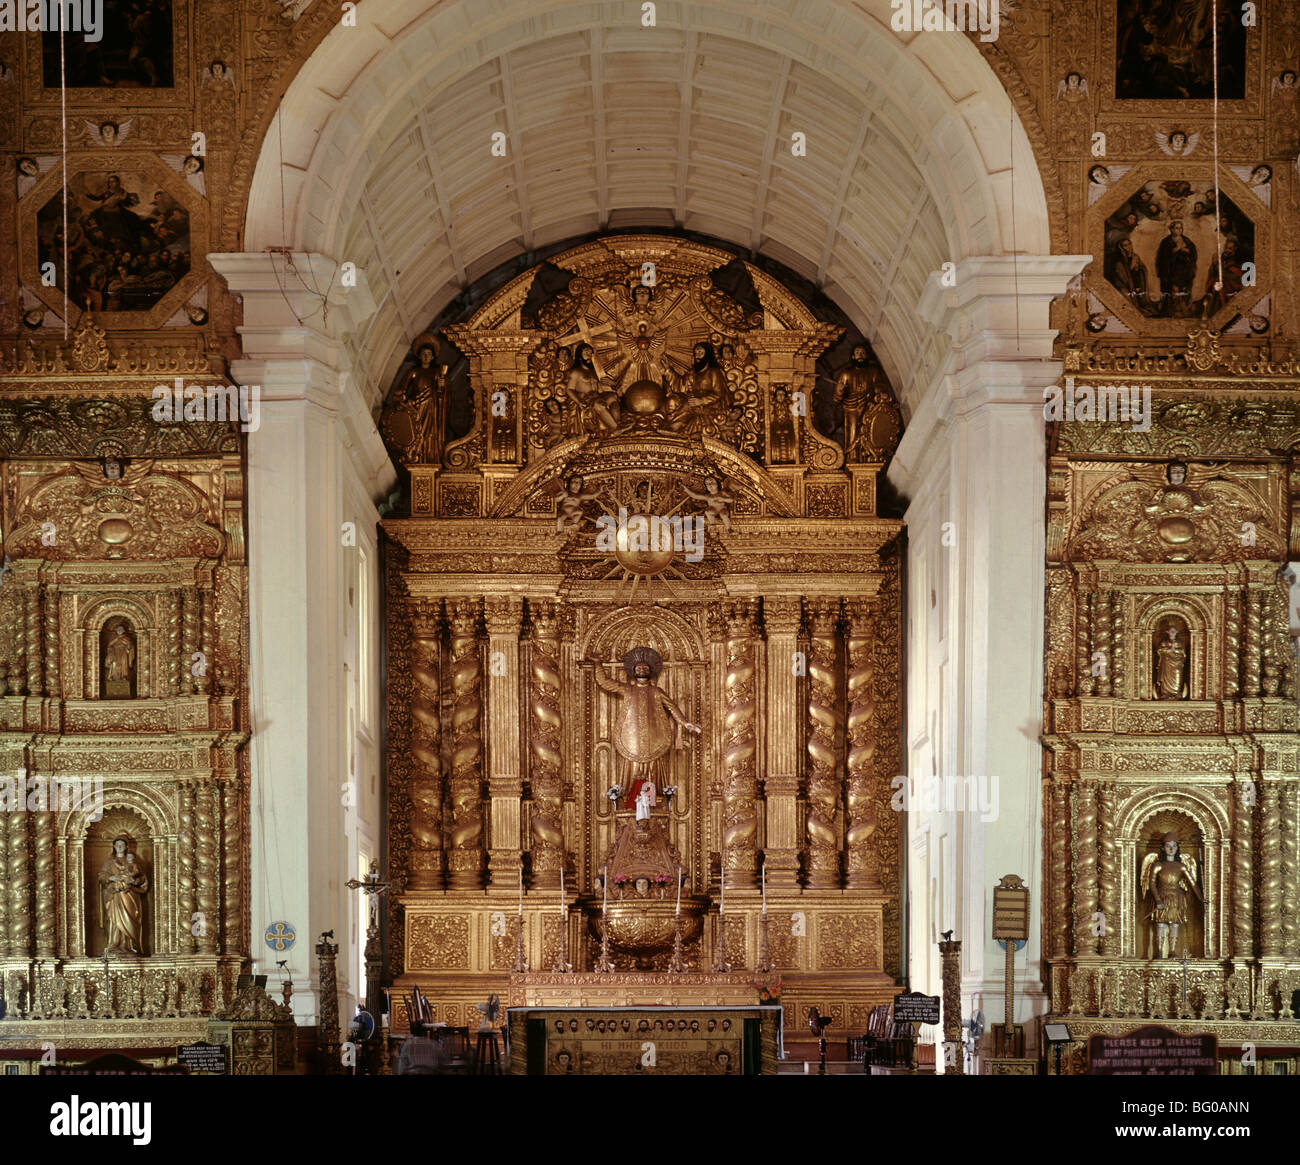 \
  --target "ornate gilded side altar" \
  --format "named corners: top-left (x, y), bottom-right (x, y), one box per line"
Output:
top-left (1041, 340), bottom-right (1300, 1071)
top-left (0, 322), bottom-right (252, 1058)
top-left (382, 236), bottom-right (904, 1032)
